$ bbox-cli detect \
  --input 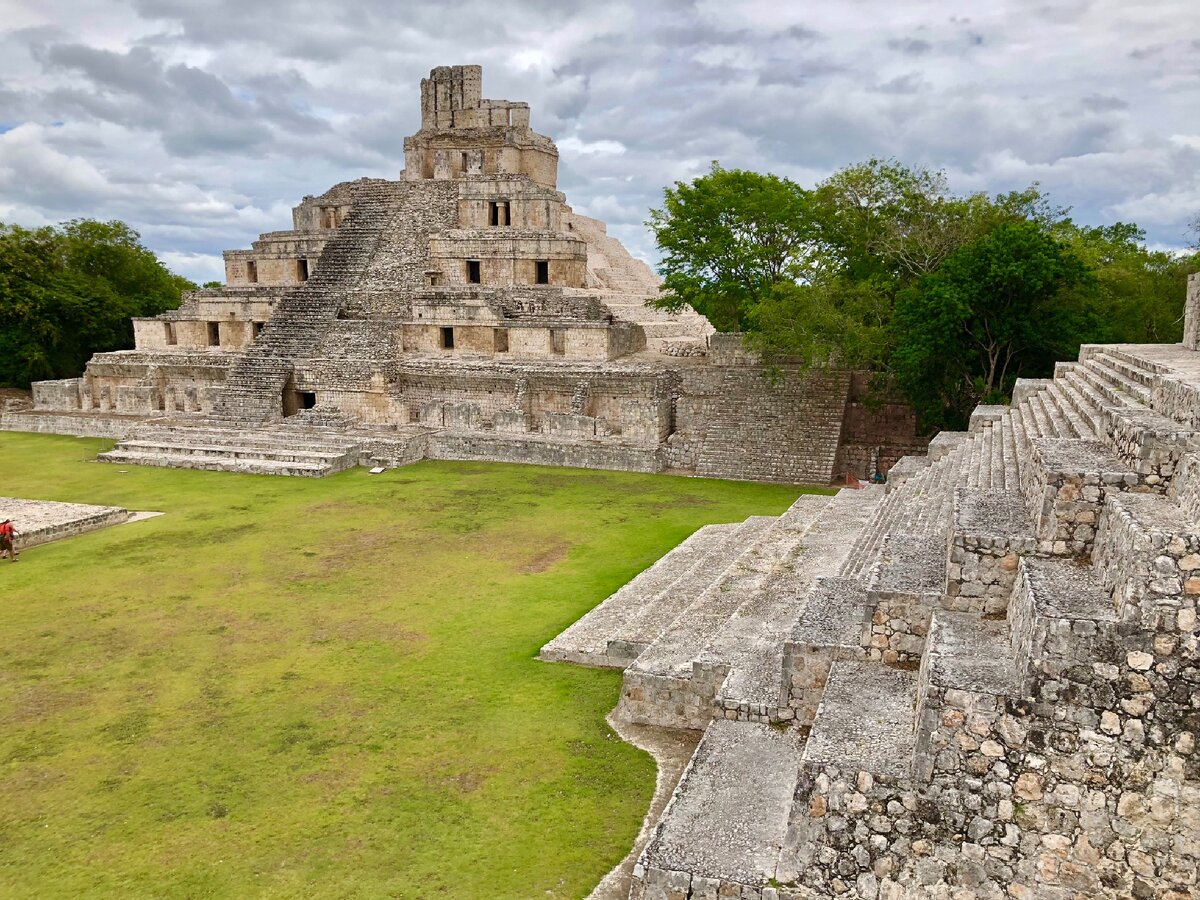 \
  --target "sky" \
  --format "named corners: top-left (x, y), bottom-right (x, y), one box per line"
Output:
top-left (1, 0), bottom-right (1198, 284)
